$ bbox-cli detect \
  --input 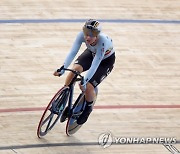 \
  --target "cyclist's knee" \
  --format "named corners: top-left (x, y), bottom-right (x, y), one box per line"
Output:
top-left (72, 64), bottom-right (83, 73)
top-left (86, 83), bottom-right (95, 94)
